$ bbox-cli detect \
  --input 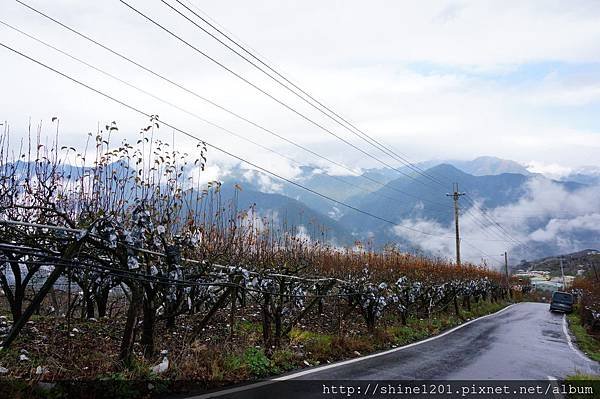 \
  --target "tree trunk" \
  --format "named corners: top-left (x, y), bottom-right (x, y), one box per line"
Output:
top-left (453, 295), bottom-right (461, 318)
top-left (365, 303), bottom-right (376, 333)
top-left (165, 313), bottom-right (176, 329)
top-left (10, 296), bottom-right (23, 322)
top-left (274, 306), bottom-right (282, 348)
top-left (85, 291), bottom-right (95, 319)
top-left (96, 287), bottom-right (110, 318)
top-left (2, 239), bottom-right (84, 349)
top-left (282, 281), bottom-right (336, 336)
top-left (261, 294), bottom-right (272, 348)
top-left (50, 289), bottom-right (59, 315)
top-left (119, 285), bottom-right (141, 363)
top-left (141, 292), bottom-right (155, 359)
top-left (192, 287), bottom-right (232, 337)
top-left (228, 287), bottom-right (237, 339)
